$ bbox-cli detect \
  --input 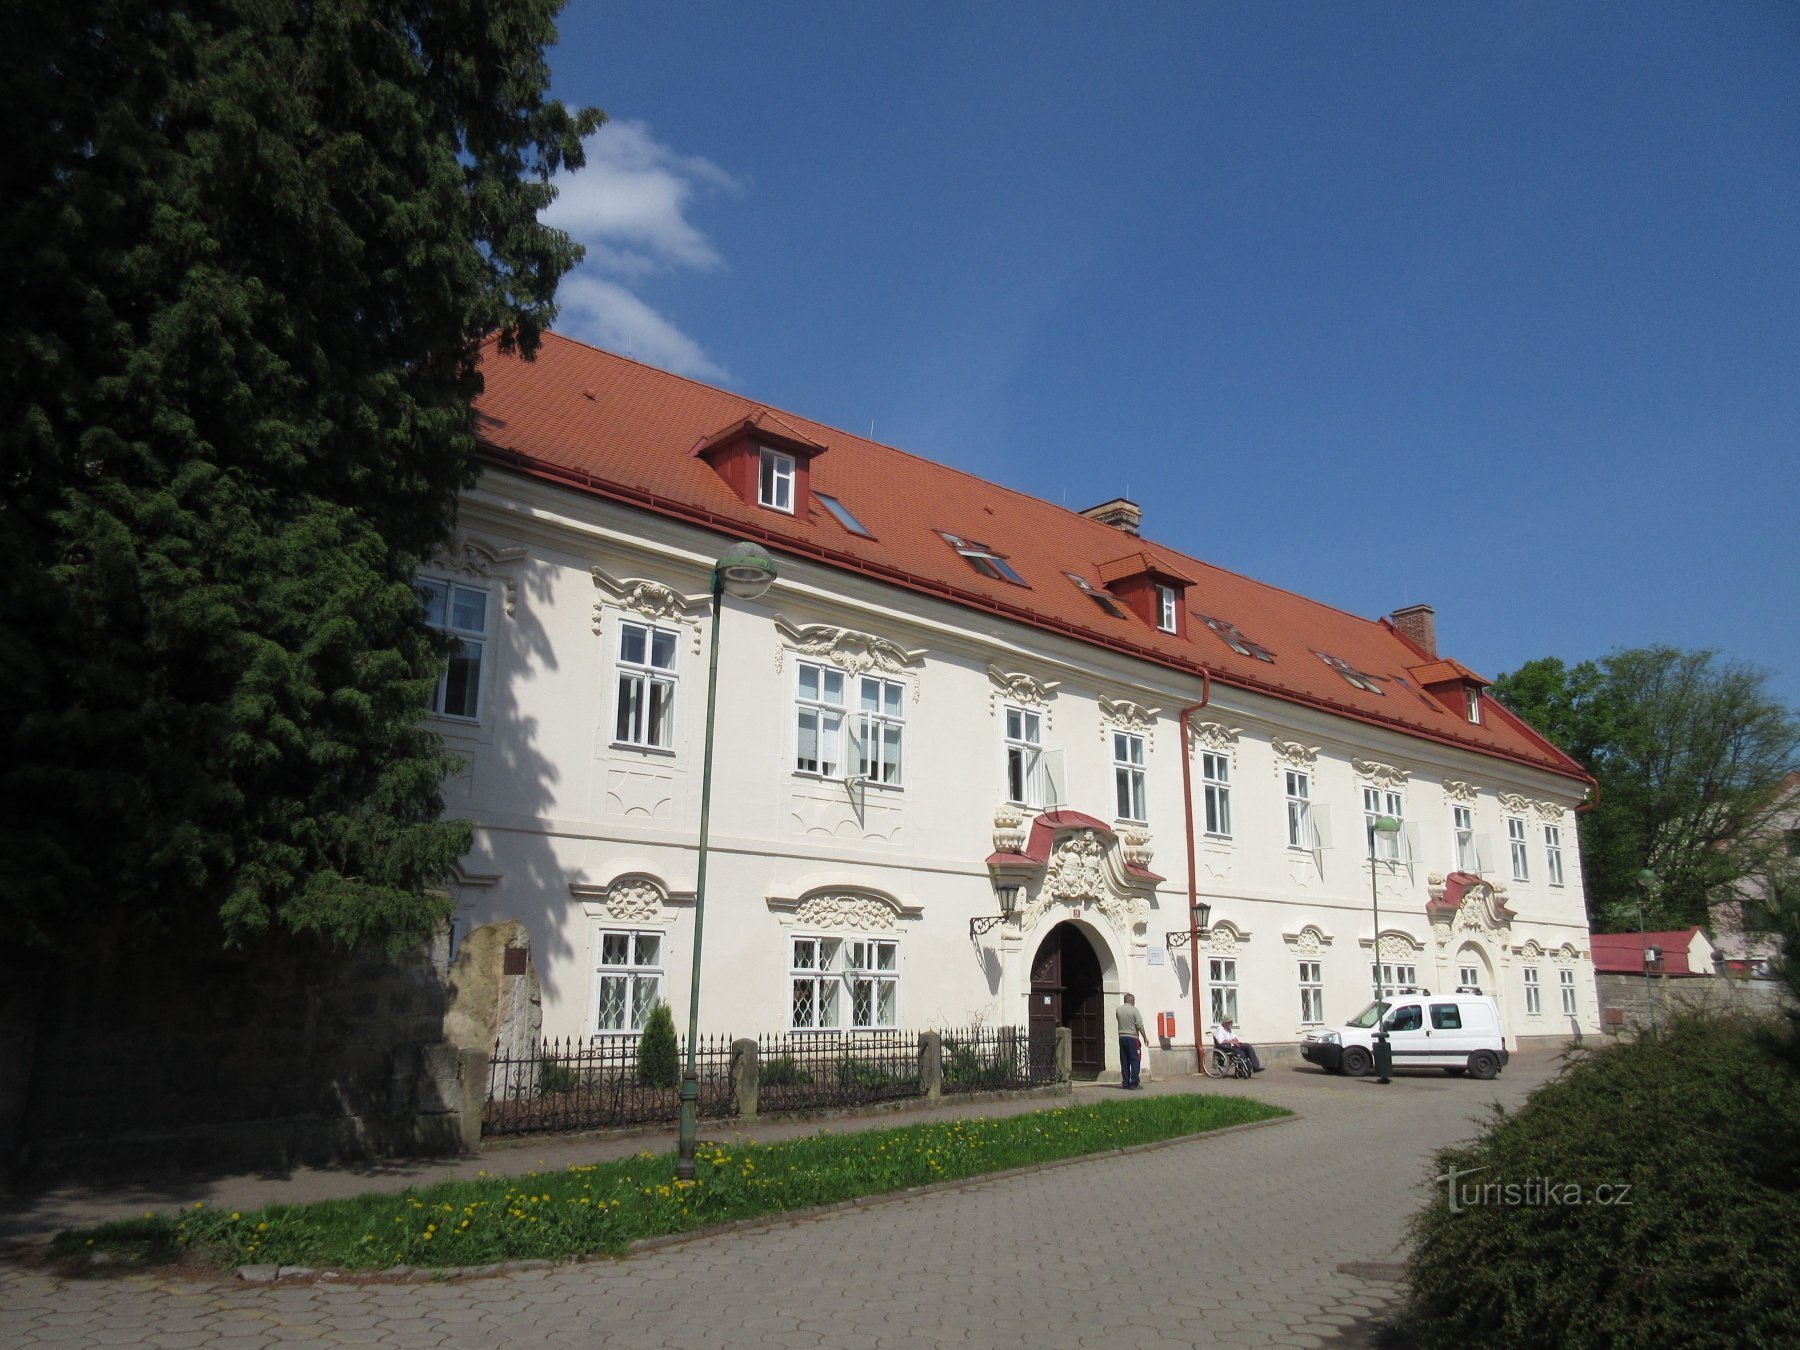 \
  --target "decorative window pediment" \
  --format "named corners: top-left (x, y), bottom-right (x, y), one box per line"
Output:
top-left (1099, 695), bottom-right (1161, 743)
top-left (1187, 721), bottom-right (1243, 756)
top-left (592, 565), bottom-right (708, 650)
top-left (1283, 924), bottom-right (1333, 955)
top-left (1353, 759), bottom-right (1412, 790)
top-left (1271, 738), bottom-right (1320, 775)
top-left (428, 535), bottom-right (527, 617)
top-left (988, 665), bottom-right (1061, 719)
top-left (767, 887), bottom-right (923, 930)
top-left (570, 872), bottom-right (693, 925)
top-left (1443, 779), bottom-right (1480, 804)
top-left (774, 615), bottom-right (926, 680)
